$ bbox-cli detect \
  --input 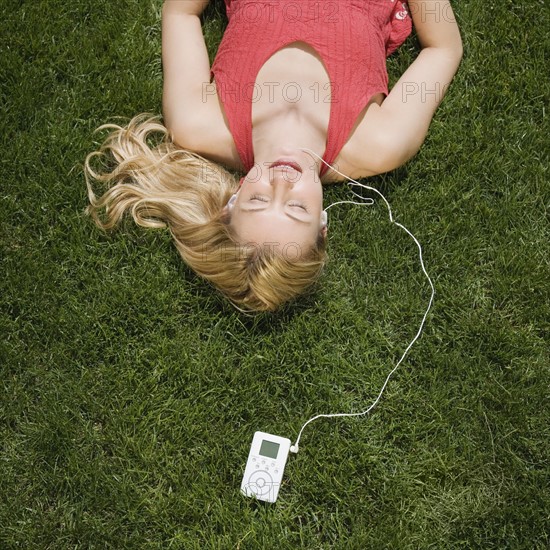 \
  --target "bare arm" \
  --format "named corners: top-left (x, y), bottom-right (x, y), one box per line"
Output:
top-left (162, 1), bottom-right (211, 143)
top-left (342, 0), bottom-right (463, 177)
top-left (379, 0), bottom-right (463, 166)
